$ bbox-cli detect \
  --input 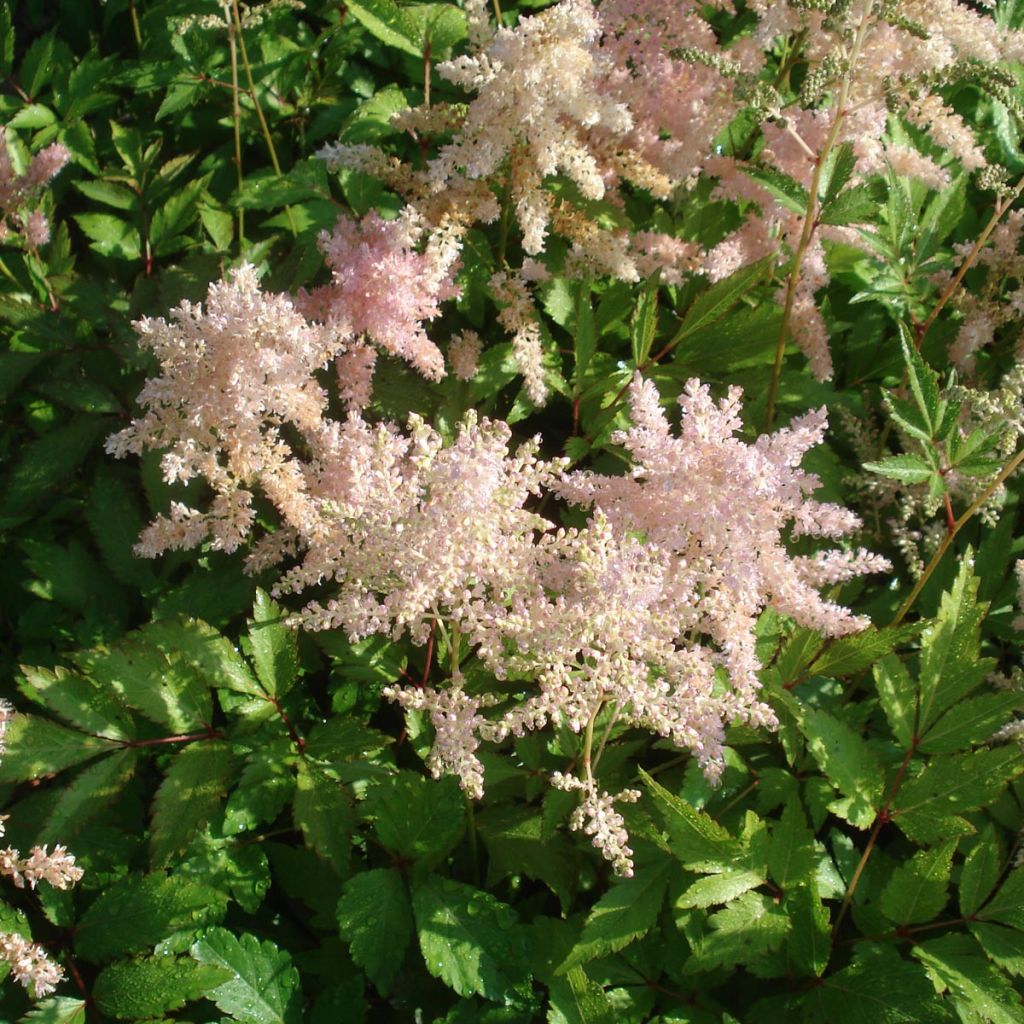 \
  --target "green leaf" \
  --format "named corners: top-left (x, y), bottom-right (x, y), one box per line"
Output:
top-left (150, 175), bottom-right (208, 255)
top-left (879, 839), bottom-right (956, 925)
top-left (17, 998), bottom-right (87, 1024)
top-left (799, 944), bottom-right (950, 1023)
top-left (364, 772), bottom-right (465, 870)
top-left (684, 891), bottom-right (790, 974)
top-left (767, 797), bottom-right (818, 889)
top-left (630, 274), bottom-right (659, 365)
top-left (293, 762), bottom-right (354, 873)
top-left (742, 165), bottom-right (808, 214)
top-left (800, 708), bottom-right (884, 829)
top-left (819, 183), bottom-right (882, 226)
top-left (337, 867), bottom-right (413, 996)
top-left (140, 617), bottom-right (264, 698)
top-left (969, 923), bottom-right (1024, 977)
top-left (75, 873), bottom-right (227, 962)
top-left (574, 280), bottom-right (596, 382)
top-left (92, 956), bottom-right (228, 1020)
top-left (677, 868), bottom-right (764, 909)
top-left (191, 928), bottom-right (302, 1024)
top-left (85, 467), bottom-right (158, 589)
top-left (819, 142), bottom-right (858, 206)
top-left (560, 860), bottom-right (674, 968)
top-left (344, 0), bottom-right (424, 56)
top-left (248, 590), bottom-right (298, 698)
top-left (874, 654), bottom-right (917, 748)
top-left (304, 719), bottom-right (390, 774)
top-left (547, 966), bottom-right (615, 1024)
top-left (674, 257), bottom-right (772, 341)
top-left (413, 876), bottom-right (531, 1004)
top-left (0, 417), bottom-right (107, 519)
top-left (44, 749), bottom-right (136, 842)
top-left (18, 664), bottom-right (133, 741)
top-left (641, 768), bottom-right (743, 870)
top-left (75, 635), bottom-right (213, 733)
top-left (224, 741), bottom-right (296, 833)
top-left (918, 556), bottom-right (990, 734)
top-left (73, 212), bottom-right (141, 259)
top-left (959, 826), bottom-right (1002, 918)
top-left (918, 691), bottom-right (1021, 754)
top-left (975, 864), bottom-right (1024, 931)
top-left (892, 747), bottom-right (1024, 845)
top-left (784, 885), bottom-right (831, 978)
top-left (862, 454), bottom-right (935, 484)
top-left (150, 740), bottom-right (236, 866)
top-left (0, 714), bottom-right (118, 782)
top-left (901, 335), bottom-right (940, 435)
top-left (812, 623), bottom-right (921, 680)
top-left (914, 934), bottom-right (1023, 1024)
